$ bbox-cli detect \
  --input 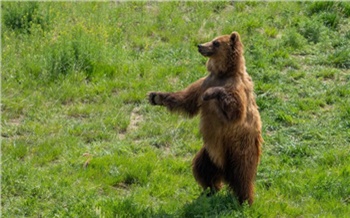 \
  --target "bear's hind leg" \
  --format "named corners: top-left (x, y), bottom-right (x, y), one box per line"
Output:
top-left (192, 148), bottom-right (223, 195)
top-left (225, 156), bottom-right (258, 205)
